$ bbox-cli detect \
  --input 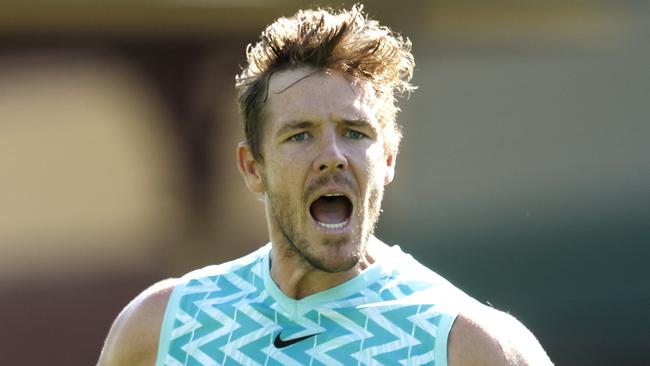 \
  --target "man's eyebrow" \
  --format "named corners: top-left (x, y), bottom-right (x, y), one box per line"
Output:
top-left (275, 120), bottom-right (314, 137)
top-left (342, 119), bottom-right (378, 133)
